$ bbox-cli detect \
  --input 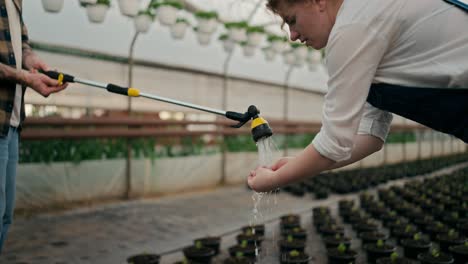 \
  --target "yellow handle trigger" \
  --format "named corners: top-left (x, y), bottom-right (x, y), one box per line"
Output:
top-left (57, 73), bottom-right (64, 86)
top-left (128, 88), bottom-right (140, 97)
